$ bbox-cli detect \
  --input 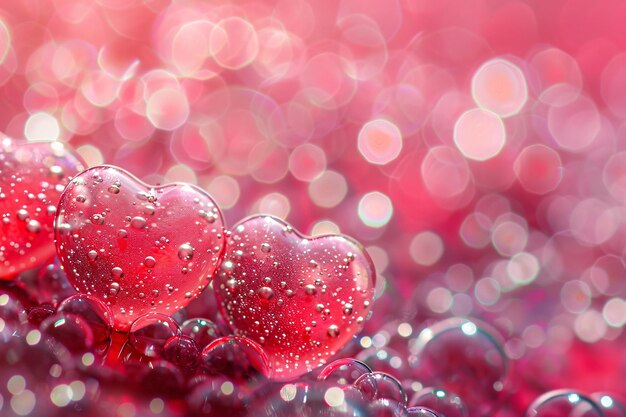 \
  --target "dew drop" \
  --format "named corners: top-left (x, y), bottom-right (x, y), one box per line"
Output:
top-left (16, 209), bottom-right (29, 221)
top-left (49, 165), bottom-right (64, 178)
top-left (88, 250), bottom-right (98, 261)
top-left (327, 325), bottom-right (340, 338)
top-left (131, 216), bottom-right (146, 229)
top-left (109, 282), bottom-right (120, 296)
top-left (144, 205), bottom-right (156, 215)
top-left (91, 214), bottom-right (104, 225)
top-left (112, 267), bottom-right (124, 279)
top-left (260, 243), bottom-right (271, 253)
top-left (144, 256), bottom-right (156, 268)
top-left (75, 195), bottom-right (86, 203)
top-left (178, 243), bottom-right (194, 261)
top-left (26, 219), bottom-right (41, 233)
top-left (343, 303), bottom-right (353, 315)
top-left (258, 287), bottom-right (274, 300)
top-left (305, 284), bottom-right (317, 296)
top-left (117, 229), bottom-right (128, 239)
